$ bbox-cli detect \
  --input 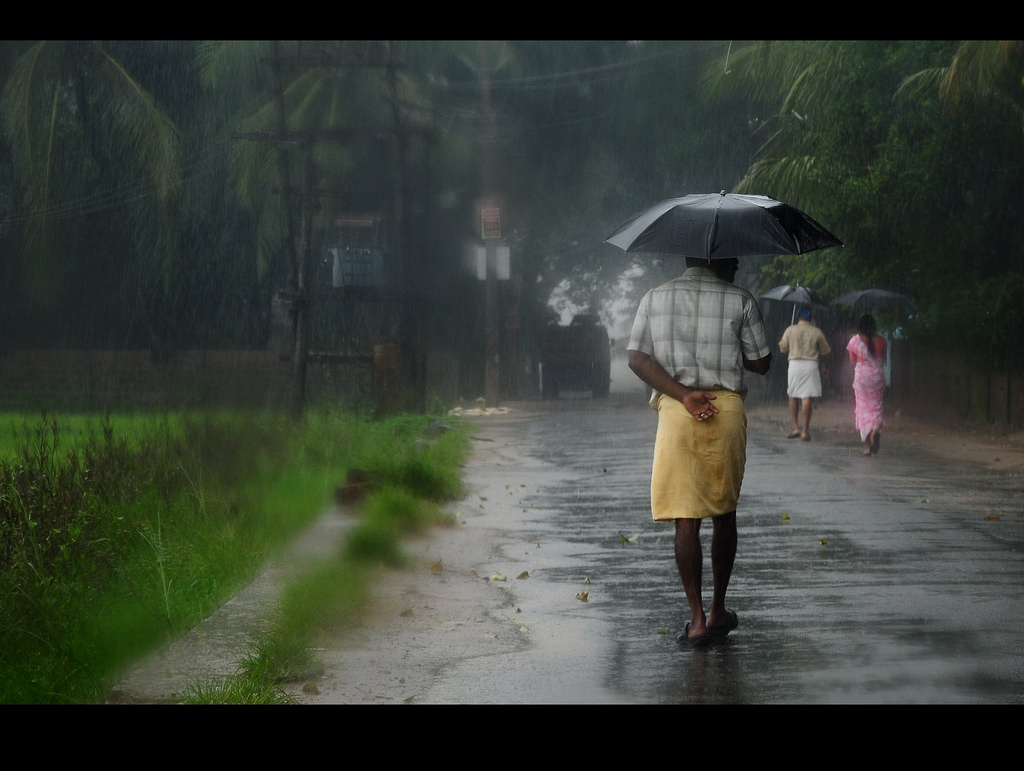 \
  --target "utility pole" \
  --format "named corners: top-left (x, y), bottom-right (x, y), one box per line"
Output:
top-left (291, 148), bottom-right (314, 419)
top-left (267, 41), bottom-right (311, 419)
top-left (478, 43), bottom-right (501, 408)
top-left (237, 42), bottom-right (433, 419)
